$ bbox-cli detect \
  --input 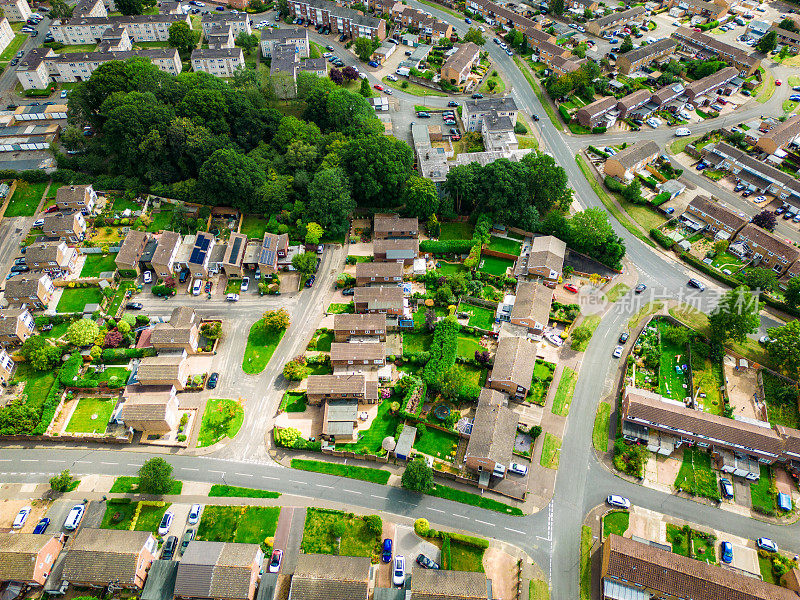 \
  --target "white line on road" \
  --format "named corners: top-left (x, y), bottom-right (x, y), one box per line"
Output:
top-left (20, 459), bottom-right (37, 462)
top-left (47, 460), bottom-right (64, 463)
top-left (76, 461), bottom-right (91, 464)
top-left (429, 508), bottom-right (444, 513)
top-left (370, 494), bottom-right (386, 499)
top-left (396, 500), bottom-right (413, 505)
top-left (262, 476), bottom-right (279, 480)
top-left (475, 519), bottom-right (492, 526)
top-left (182, 467), bottom-right (199, 471)
top-left (235, 472), bottom-right (253, 477)
top-left (315, 484), bottom-right (333, 488)
top-left (504, 527), bottom-right (525, 535)
top-left (289, 480), bottom-right (308, 485)
top-left (209, 470), bottom-right (224, 474)
top-left (100, 462), bottom-right (117, 465)
top-left (127, 464), bottom-right (142, 467)
top-left (0, 459), bottom-right (10, 462)
top-left (453, 514), bottom-right (468, 519)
